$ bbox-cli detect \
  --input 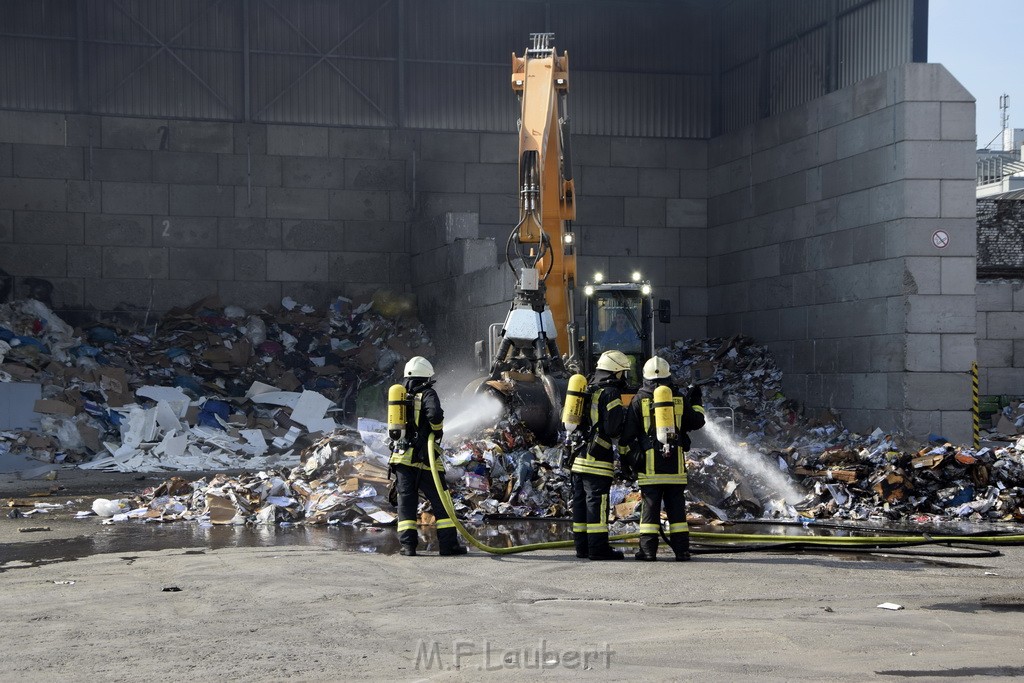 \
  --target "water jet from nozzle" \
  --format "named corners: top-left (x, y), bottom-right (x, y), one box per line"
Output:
top-left (700, 417), bottom-right (802, 506)
top-left (444, 394), bottom-right (505, 437)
